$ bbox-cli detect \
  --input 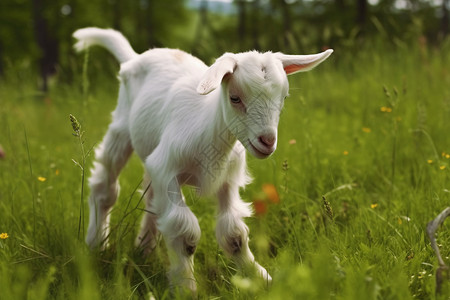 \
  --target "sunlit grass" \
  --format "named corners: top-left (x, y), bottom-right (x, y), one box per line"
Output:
top-left (0, 42), bottom-right (449, 299)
